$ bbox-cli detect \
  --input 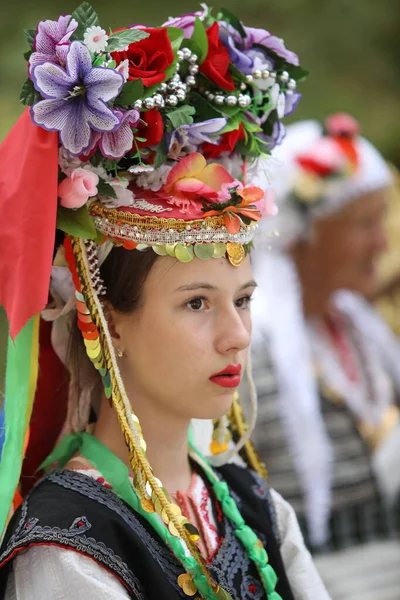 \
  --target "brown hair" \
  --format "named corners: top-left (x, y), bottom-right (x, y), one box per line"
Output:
top-left (66, 247), bottom-right (159, 430)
